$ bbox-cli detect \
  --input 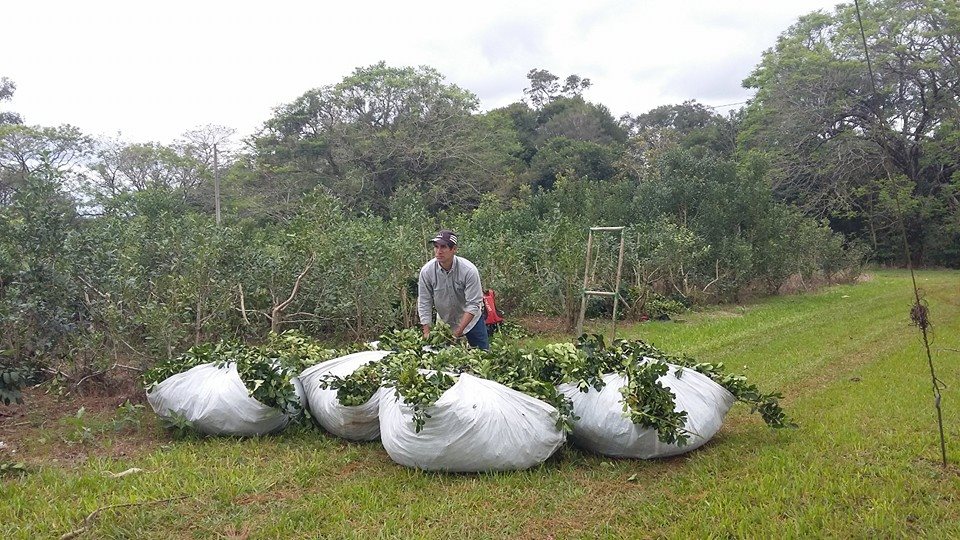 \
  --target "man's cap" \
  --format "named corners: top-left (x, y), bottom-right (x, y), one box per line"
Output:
top-left (430, 229), bottom-right (458, 247)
